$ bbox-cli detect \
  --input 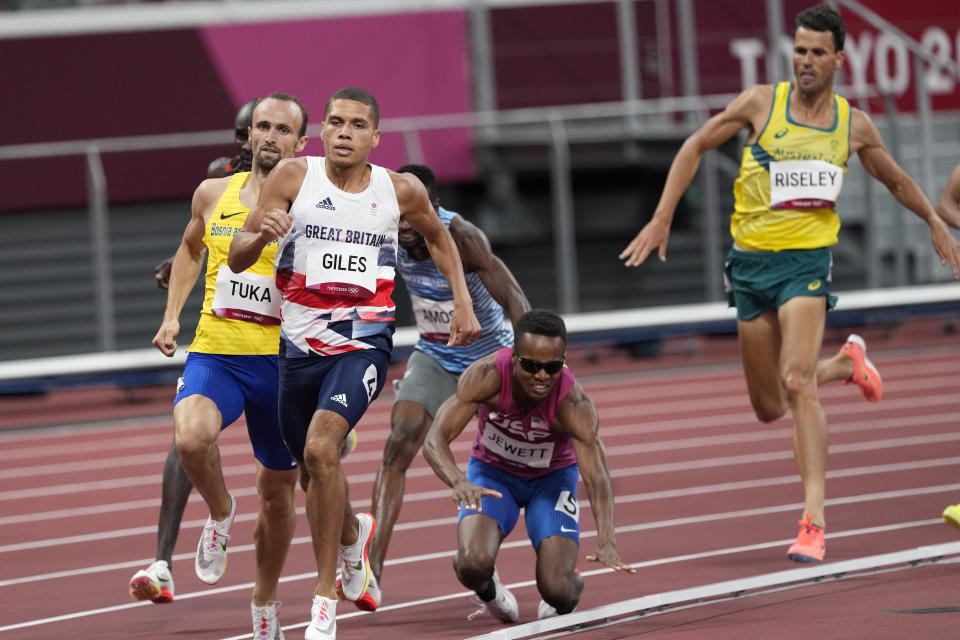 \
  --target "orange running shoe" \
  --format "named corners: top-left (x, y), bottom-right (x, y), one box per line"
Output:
top-left (842, 334), bottom-right (882, 402)
top-left (787, 516), bottom-right (825, 563)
